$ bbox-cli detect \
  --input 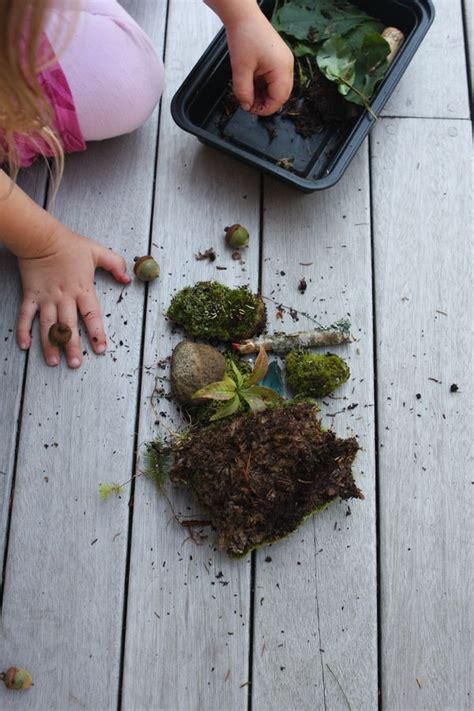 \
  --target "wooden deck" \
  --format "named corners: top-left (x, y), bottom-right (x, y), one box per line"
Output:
top-left (0, 1), bottom-right (472, 709)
